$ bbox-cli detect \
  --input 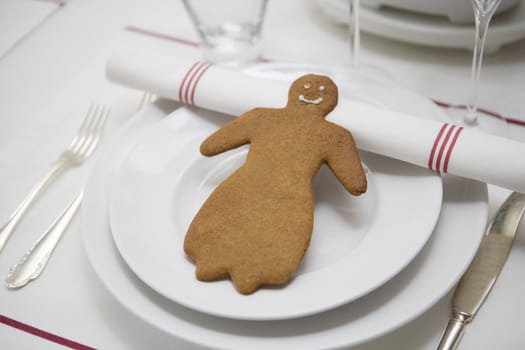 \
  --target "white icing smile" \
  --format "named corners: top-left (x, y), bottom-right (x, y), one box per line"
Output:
top-left (298, 94), bottom-right (323, 105)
